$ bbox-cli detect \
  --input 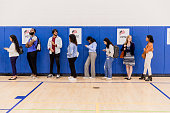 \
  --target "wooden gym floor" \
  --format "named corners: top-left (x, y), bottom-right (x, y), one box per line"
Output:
top-left (0, 76), bottom-right (169, 113)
